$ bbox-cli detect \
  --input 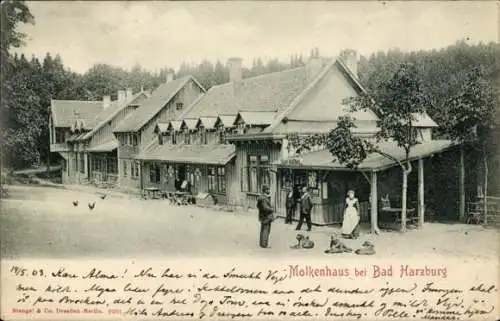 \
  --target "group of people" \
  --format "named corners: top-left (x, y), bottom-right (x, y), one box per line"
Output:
top-left (256, 184), bottom-right (361, 248)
